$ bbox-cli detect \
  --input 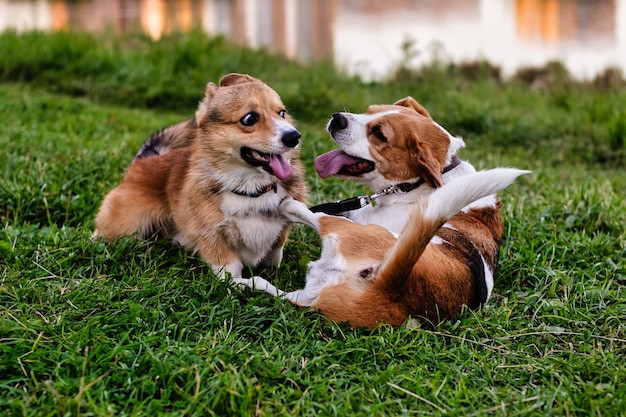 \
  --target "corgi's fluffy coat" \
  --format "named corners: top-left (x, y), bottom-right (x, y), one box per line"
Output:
top-left (94, 74), bottom-right (307, 279)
